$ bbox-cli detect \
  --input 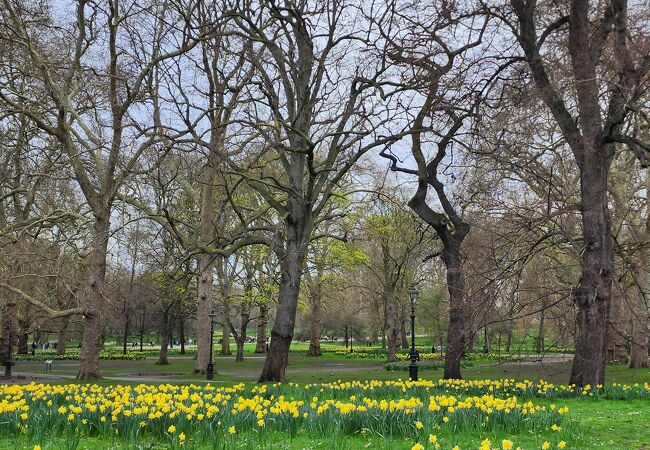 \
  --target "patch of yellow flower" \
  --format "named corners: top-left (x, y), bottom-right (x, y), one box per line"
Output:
top-left (0, 380), bottom-right (586, 448)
